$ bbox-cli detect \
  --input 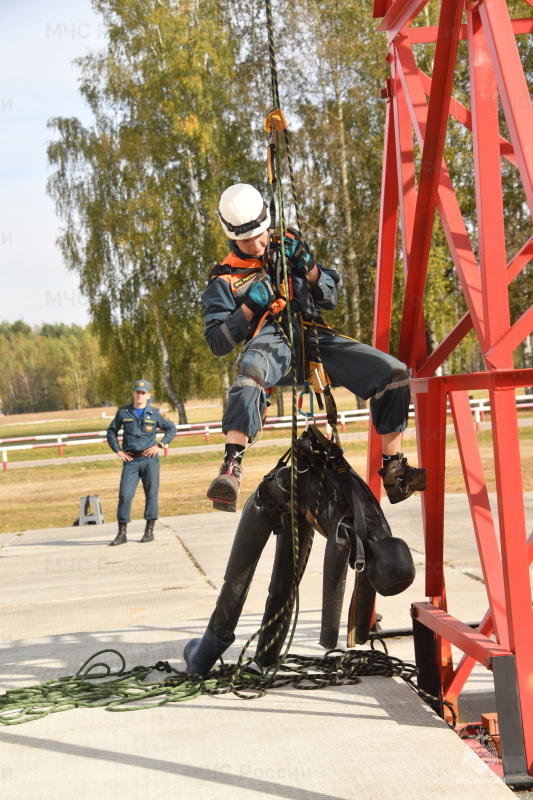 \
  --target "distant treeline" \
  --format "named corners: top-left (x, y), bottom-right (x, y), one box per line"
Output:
top-left (0, 321), bottom-right (107, 414)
